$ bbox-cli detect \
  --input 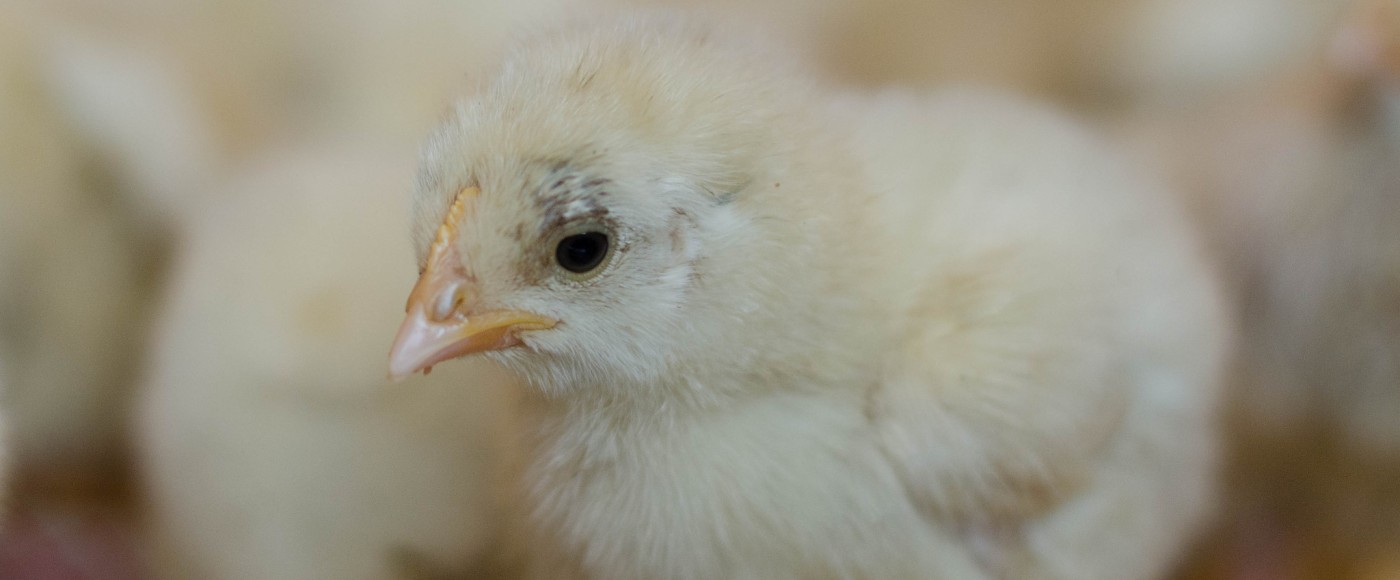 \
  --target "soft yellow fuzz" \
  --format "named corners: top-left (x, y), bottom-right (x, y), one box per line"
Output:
top-left (407, 13), bottom-right (1231, 580)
